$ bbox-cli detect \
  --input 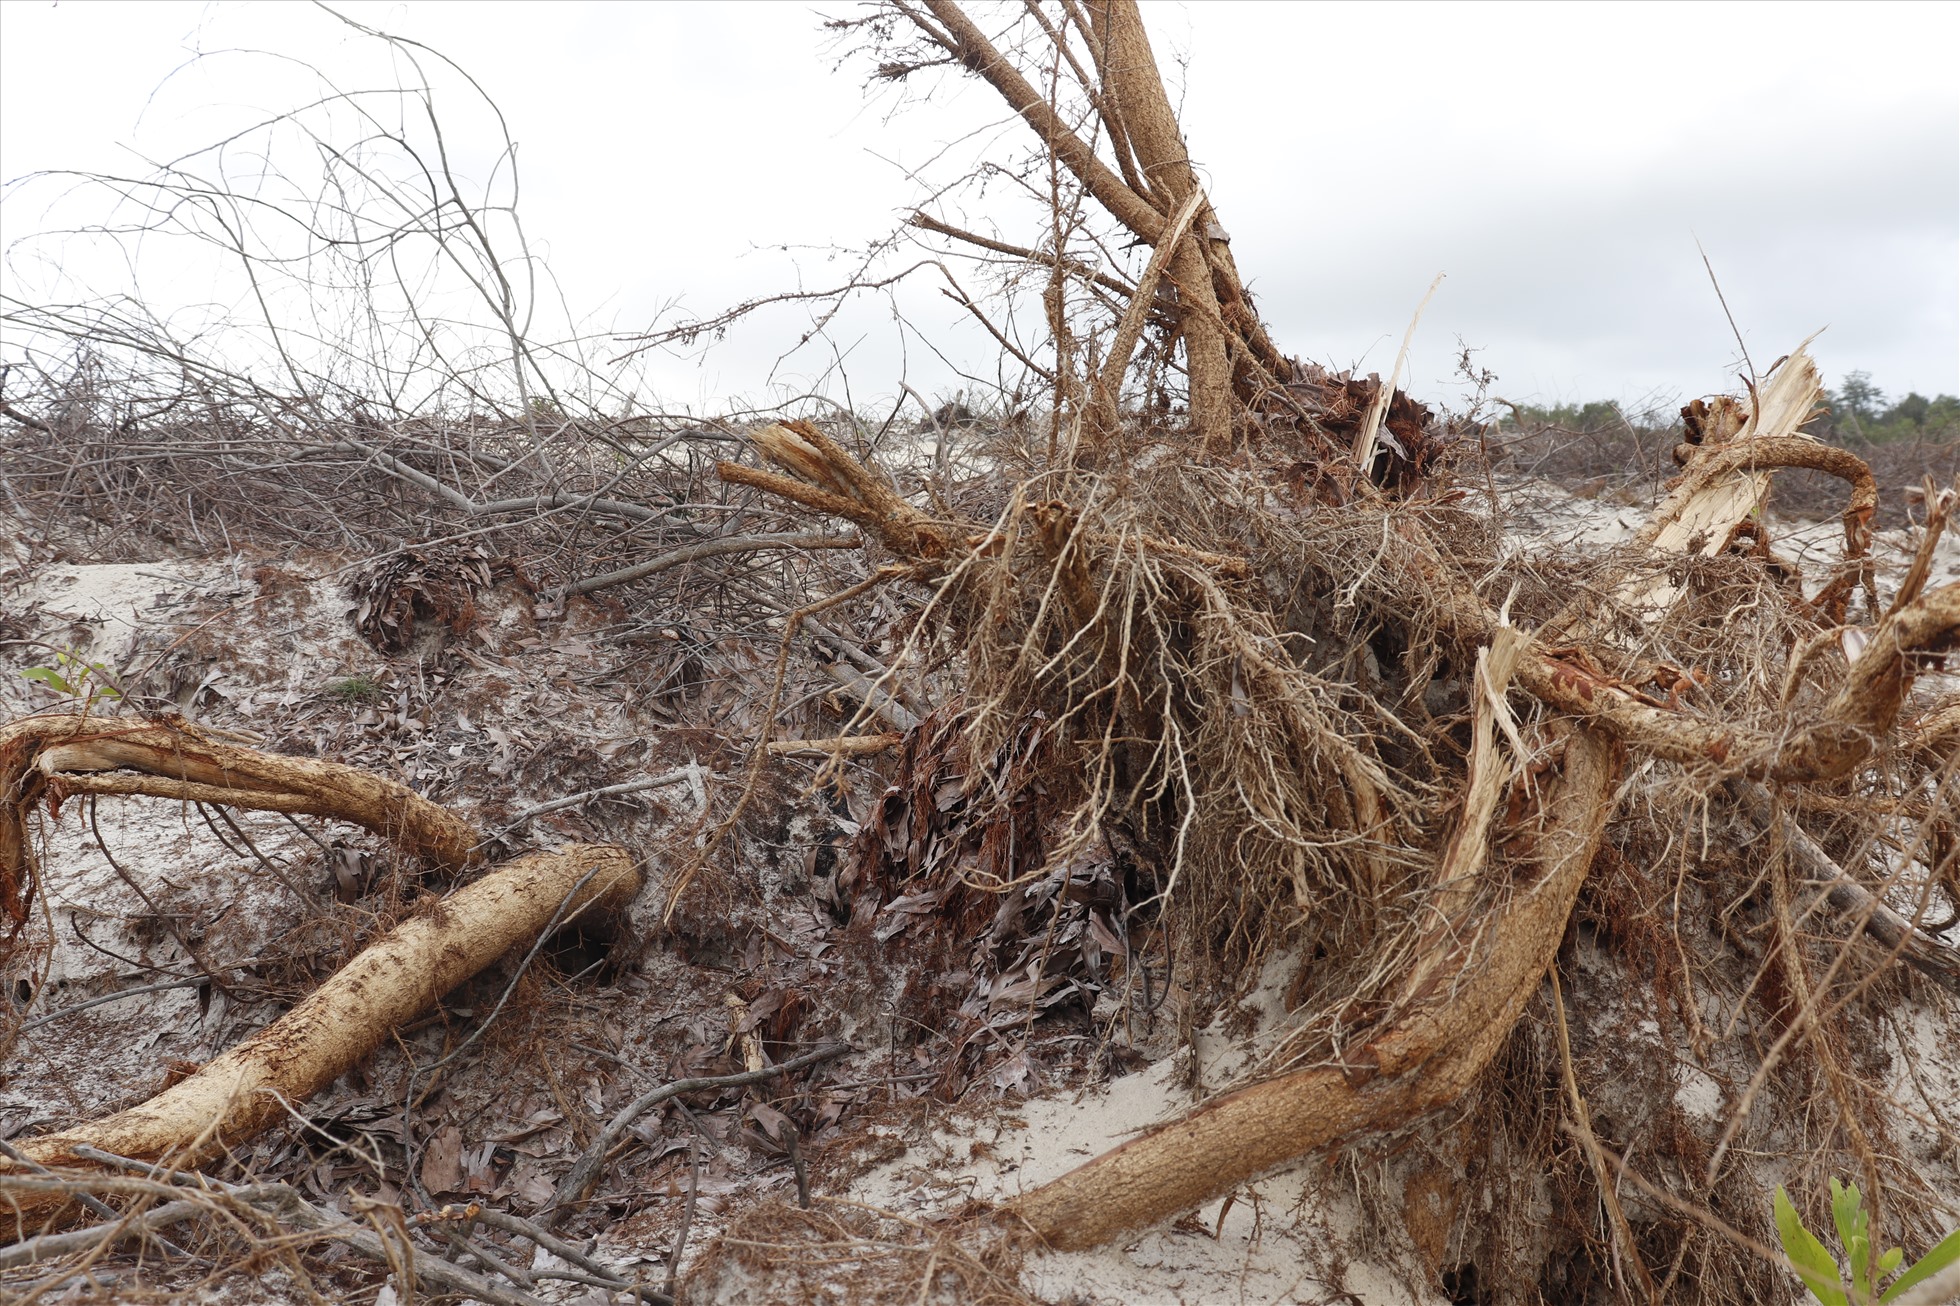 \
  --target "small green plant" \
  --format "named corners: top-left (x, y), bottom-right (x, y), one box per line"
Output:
top-left (1774, 1179), bottom-right (1960, 1305)
top-left (325, 674), bottom-right (388, 705)
top-left (20, 649), bottom-right (122, 706)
